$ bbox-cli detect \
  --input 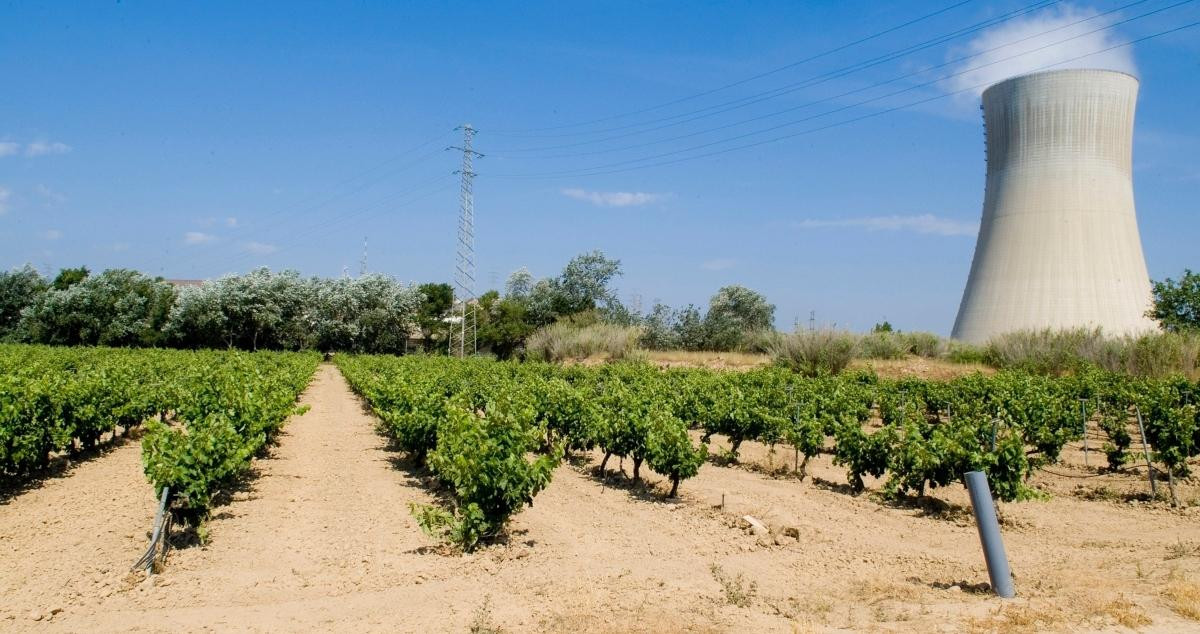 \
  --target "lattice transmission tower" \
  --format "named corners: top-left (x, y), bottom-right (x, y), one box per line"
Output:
top-left (448, 124), bottom-right (482, 357)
